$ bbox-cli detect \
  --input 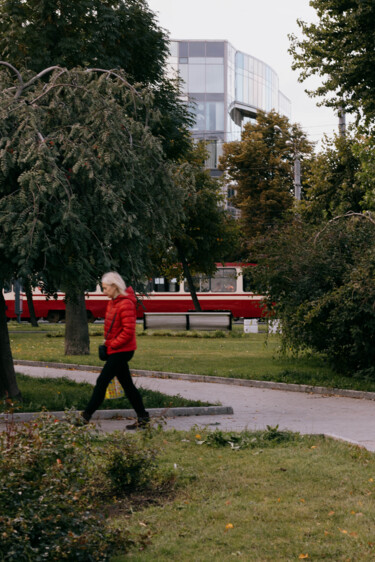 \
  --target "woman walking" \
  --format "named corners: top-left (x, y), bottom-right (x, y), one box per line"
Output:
top-left (81, 272), bottom-right (149, 429)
